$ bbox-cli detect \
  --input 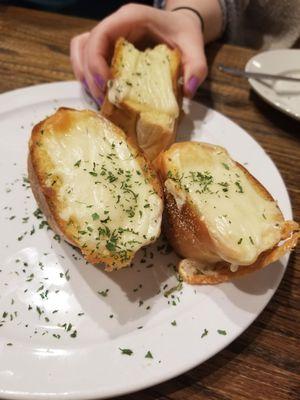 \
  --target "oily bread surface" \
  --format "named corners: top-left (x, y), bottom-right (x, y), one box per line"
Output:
top-left (28, 107), bottom-right (163, 269)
